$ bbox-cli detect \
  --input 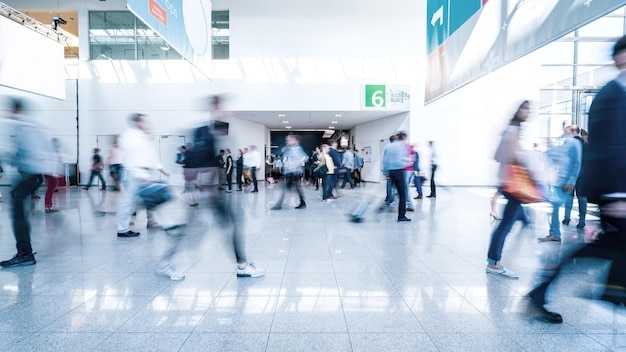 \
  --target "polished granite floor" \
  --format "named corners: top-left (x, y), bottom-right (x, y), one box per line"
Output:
top-left (0, 181), bottom-right (624, 352)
